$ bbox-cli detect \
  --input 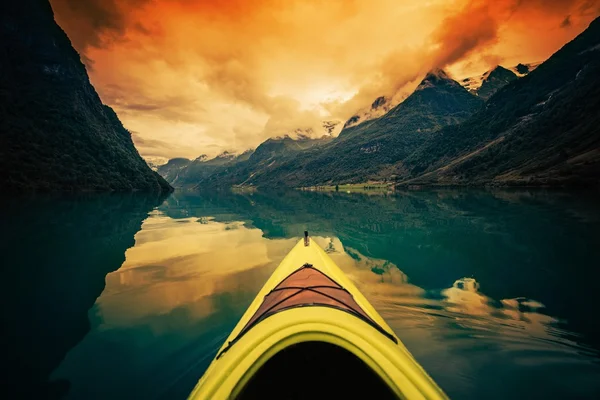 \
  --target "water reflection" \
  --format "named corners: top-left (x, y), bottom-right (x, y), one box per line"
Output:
top-left (51, 216), bottom-right (297, 399)
top-left (0, 193), bottom-right (165, 399)
top-left (39, 189), bottom-right (600, 399)
top-left (99, 216), bottom-right (297, 329)
top-left (159, 190), bottom-right (600, 346)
